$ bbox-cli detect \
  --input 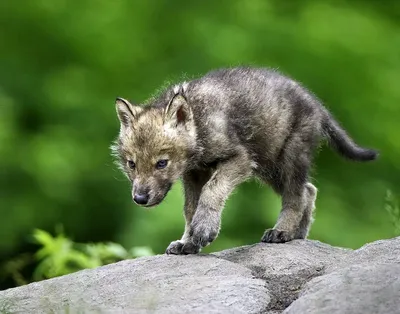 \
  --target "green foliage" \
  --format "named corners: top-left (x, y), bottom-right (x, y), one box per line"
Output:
top-left (385, 190), bottom-right (400, 236)
top-left (33, 227), bottom-right (153, 281)
top-left (1, 228), bottom-right (153, 286)
top-left (33, 228), bottom-right (96, 280)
